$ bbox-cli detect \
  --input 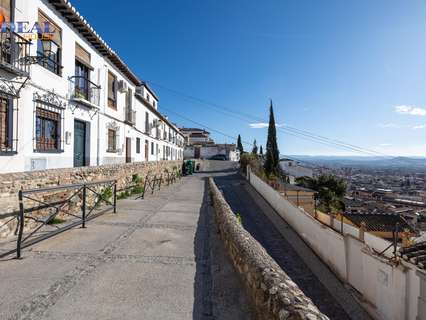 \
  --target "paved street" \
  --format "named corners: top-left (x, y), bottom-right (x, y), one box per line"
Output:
top-left (0, 173), bottom-right (252, 320)
top-left (1, 163), bottom-right (372, 320)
